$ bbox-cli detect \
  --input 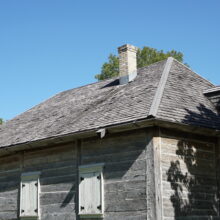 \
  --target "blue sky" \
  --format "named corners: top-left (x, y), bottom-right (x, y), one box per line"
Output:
top-left (0, 0), bottom-right (220, 120)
